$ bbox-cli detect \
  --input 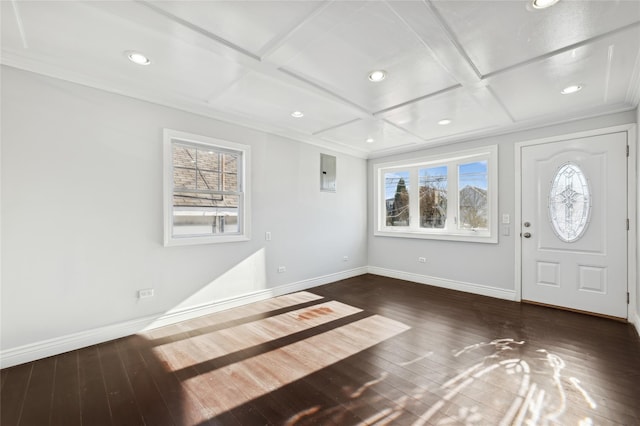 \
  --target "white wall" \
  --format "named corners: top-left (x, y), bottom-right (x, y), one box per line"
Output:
top-left (0, 66), bottom-right (368, 364)
top-left (1, 65), bottom-right (637, 366)
top-left (368, 110), bottom-right (638, 299)
top-left (636, 106), bottom-right (640, 331)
